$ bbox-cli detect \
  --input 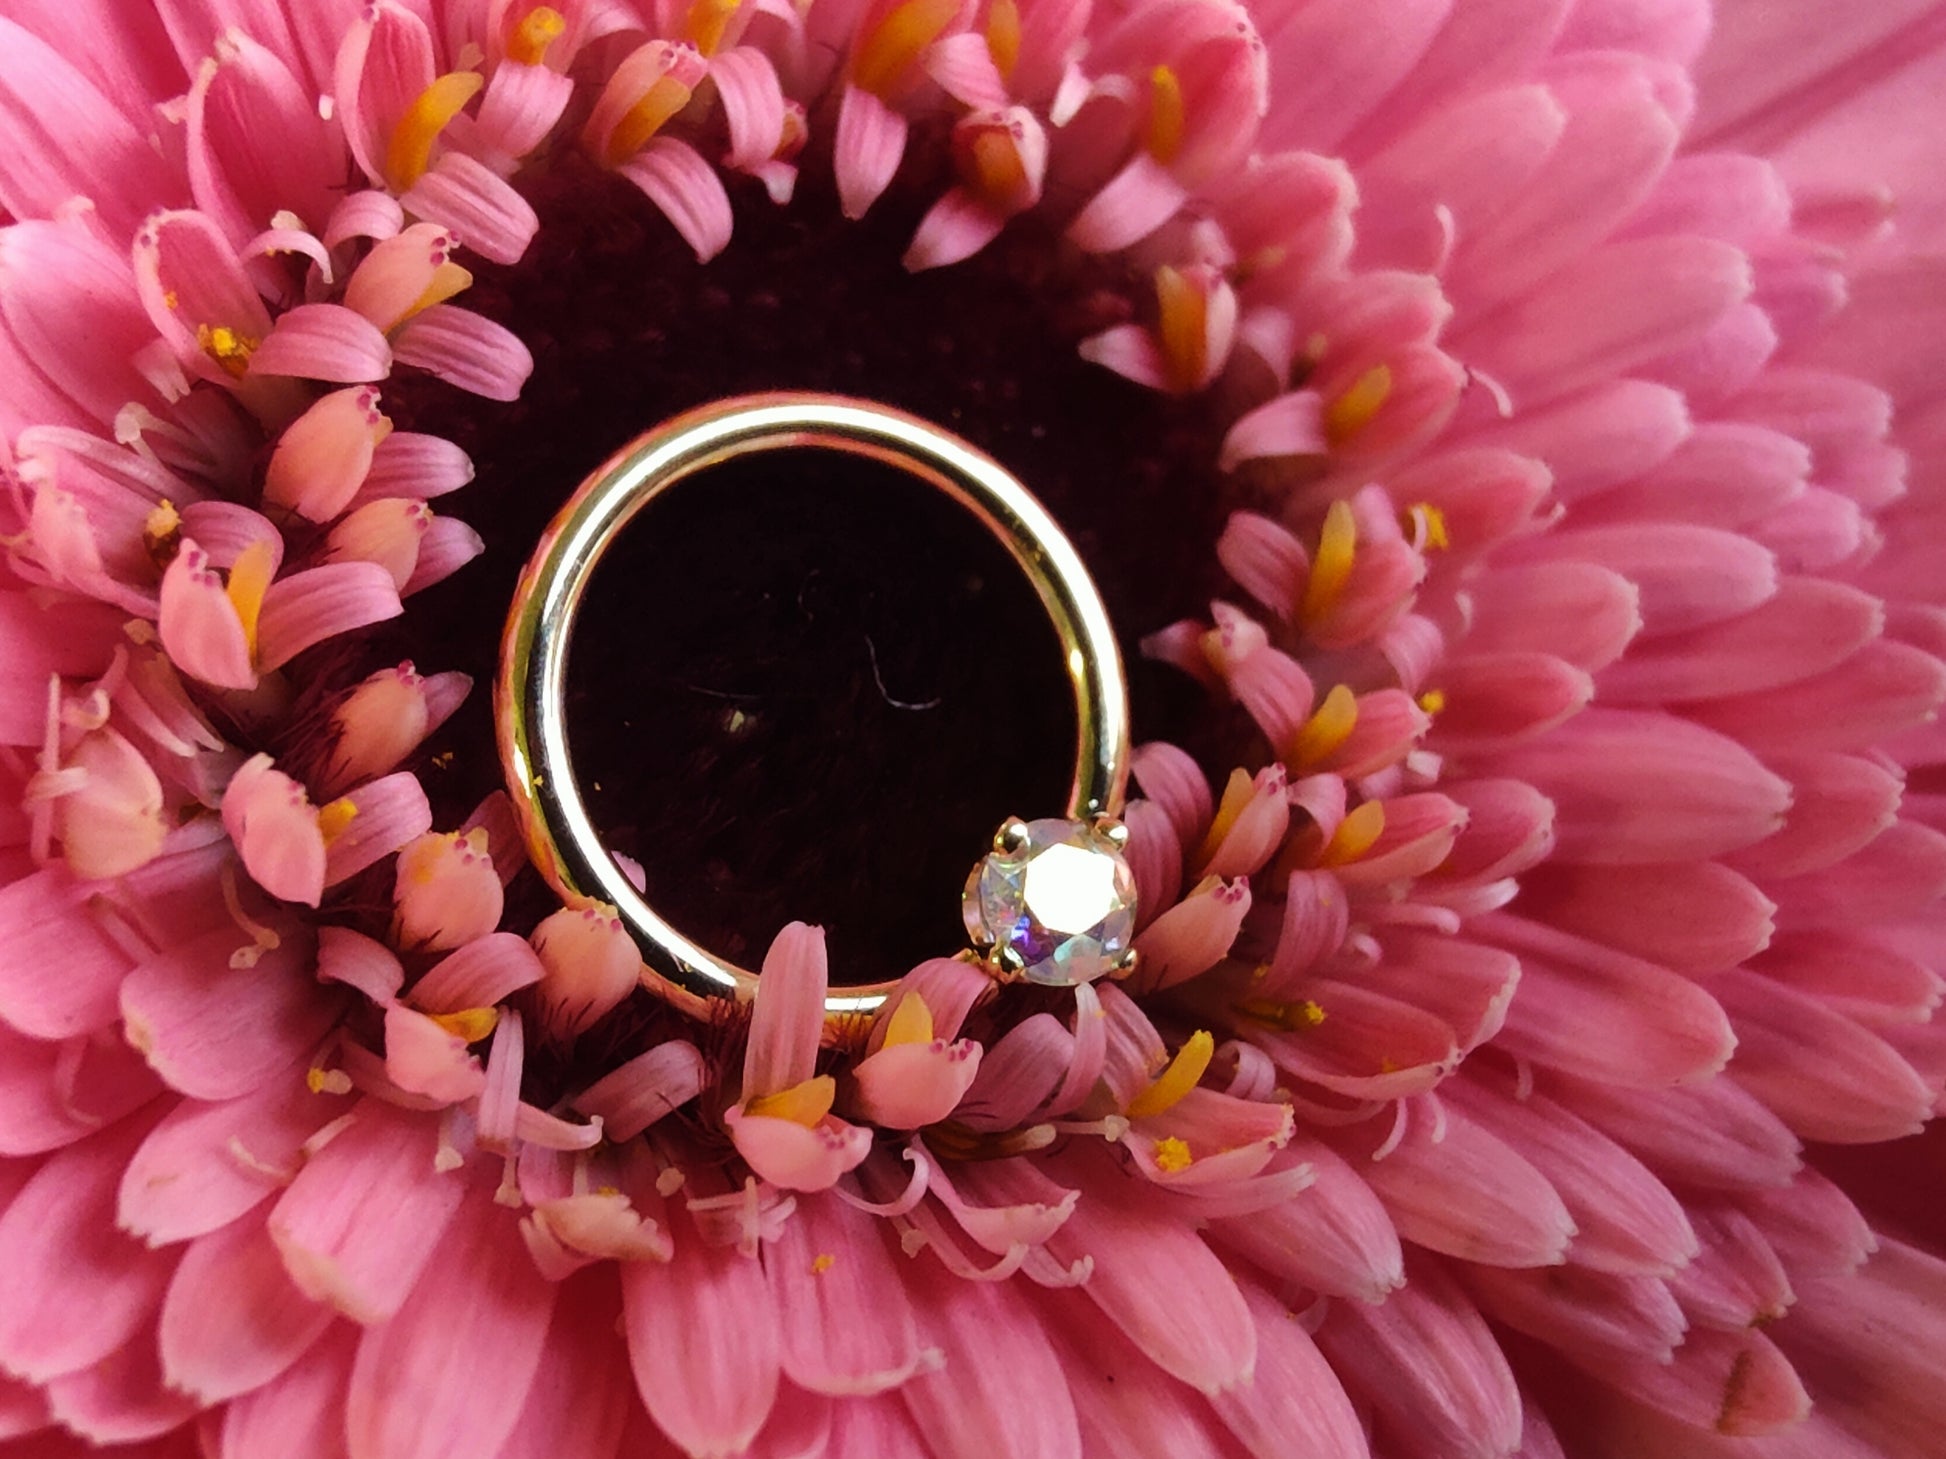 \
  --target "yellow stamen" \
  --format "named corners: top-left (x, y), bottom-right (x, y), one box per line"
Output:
top-left (1291, 683), bottom-right (1358, 768)
top-left (1318, 801), bottom-right (1385, 868)
top-left (984, 0), bottom-right (1021, 80)
top-left (1416, 688), bottom-right (1446, 715)
top-left (746, 1074), bottom-right (837, 1126)
top-left (431, 1006), bottom-right (500, 1042)
top-left (407, 261), bottom-right (474, 322)
top-left (1234, 998), bottom-right (1326, 1032)
top-left (683, 0), bottom-right (742, 56)
top-left (1146, 65), bottom-right (1184, 164)
top-left (1325, 363), bottom-right (1392, 445)
top-left (224, 539), bottom-right (276, 660)
top-left (388, 71), bottom-right (485, 191)
top-left (1155, 265), bottom-right (1207, 395)
top-left (507, 6), bottom-right (567, 65)
top-left (1126, 1029), bottom-right (1214, 1119)
top-left (851, 0), bottom-right (960, 96)
top-left (307, 1065), bottom-right (332, 1093)
top-left (1408, 501), bottom-right (1449, 551)
top-left (965, 129), bottom-right (1028, 207)
top-left (1152, 1136), bottom-right (1193, 1173)
top-left (607, 73), bottom-right (695, 165)
top-left (144, 500), bottom-right (181, 540)
top-left (196, 323), bottom-right (257, 378)
top-left (1195, 768), bottom-right (1254, 867)
top-left (1301, 498), bottom-right (1357, 623)
top-left (811, 1252), bottom-right (836, 1274)
top-left (883, 991), bottom-right (936, 1047)
top-left (316, 797), bottom-right (359, 846)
